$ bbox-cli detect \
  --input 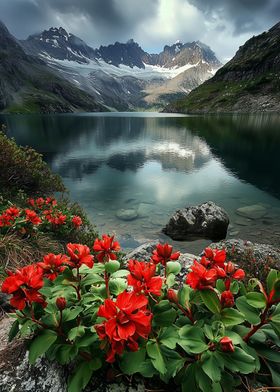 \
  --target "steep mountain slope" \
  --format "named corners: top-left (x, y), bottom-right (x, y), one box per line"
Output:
top-left (22, 27), bottom-right (97, 64)
top-left (166, 22), bottom-right (280, 113)
top-left (0, 21), bottom-right (105, 113)
top-left (20, 27), bottom-right (221, 110)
